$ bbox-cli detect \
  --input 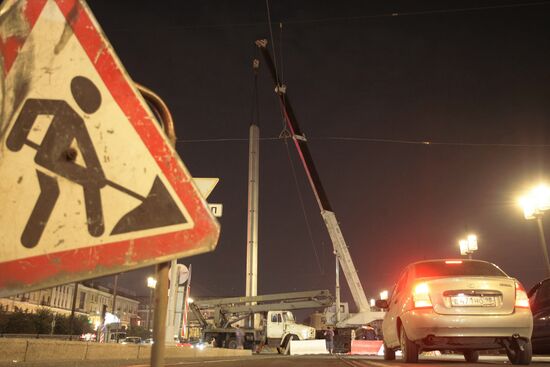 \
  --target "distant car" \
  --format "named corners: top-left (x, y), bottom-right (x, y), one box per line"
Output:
top-left (120, 336), bottom-right (142, 344)
top-left (528, 278), bottom-right (550, 354)
top-left (141, 338), bottom-right (154, 345)
top-left (376, 259), bottom-right (533, 364)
